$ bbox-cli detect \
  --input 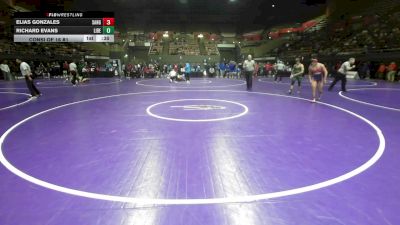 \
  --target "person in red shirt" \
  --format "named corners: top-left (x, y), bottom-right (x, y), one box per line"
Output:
top-left (376, 63), bottom-right (386, 80)
top-left (126, 63), bottom-right (133, 79)
top-left (143, 66), bottom-right (150, 78)
top-left (386, 62), bottom-right (398, 82)
top-left (264, 62), bottom-right (273, 77)
top-left (254, 62), bottom-right (259, 77)
top-left (62, 61), bottom-right (70, 83)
